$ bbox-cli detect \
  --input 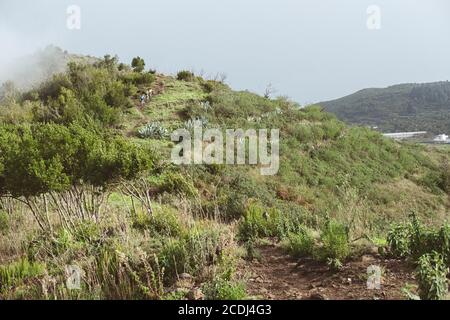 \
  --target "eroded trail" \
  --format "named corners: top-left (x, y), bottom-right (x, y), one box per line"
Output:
top-left (240, 245), bottom-right (416, 300)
